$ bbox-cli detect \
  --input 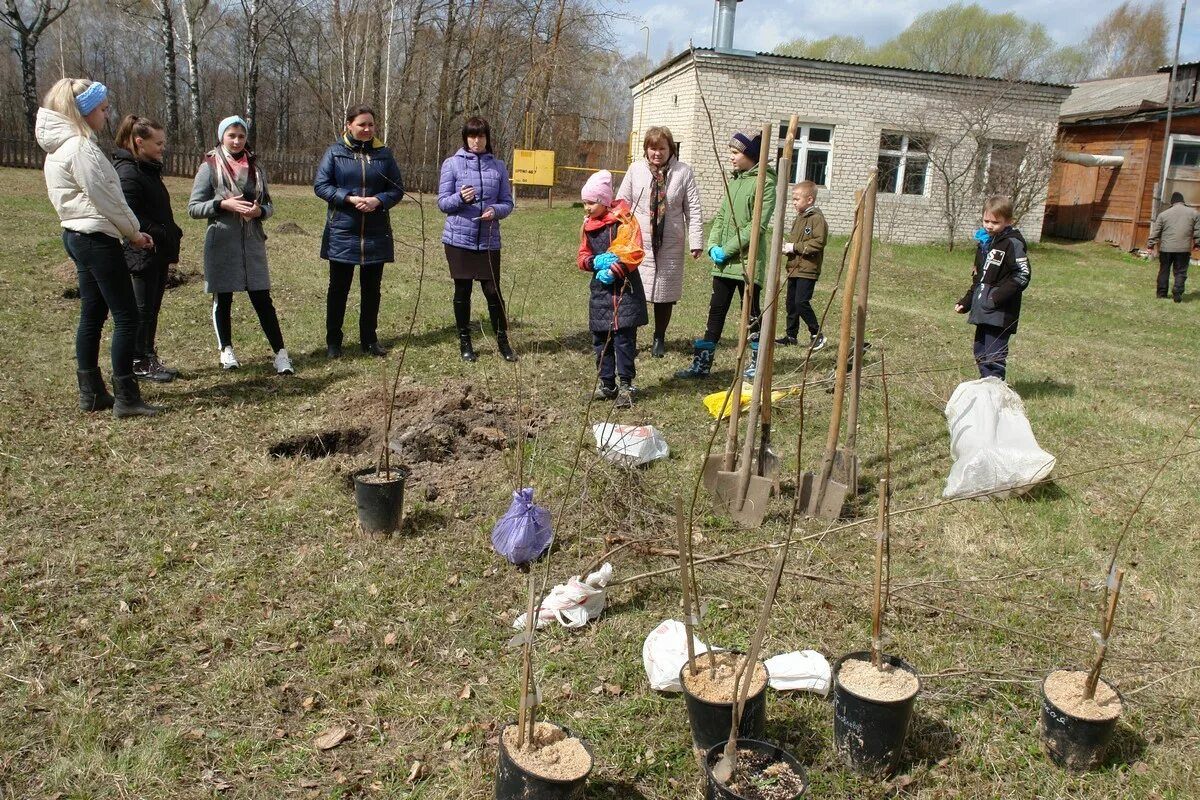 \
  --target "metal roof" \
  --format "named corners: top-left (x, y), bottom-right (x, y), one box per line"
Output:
top-left (1060, 73), bottom-right (1168, 120)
